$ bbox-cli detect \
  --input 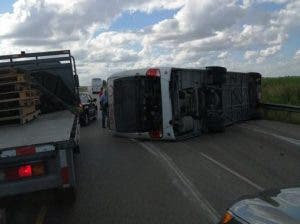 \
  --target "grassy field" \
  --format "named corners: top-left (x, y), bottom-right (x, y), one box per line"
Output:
top-left (262, 76), bottom-right (300, 105)
top-left (79, 86), bottom-right (88, 92)
top-left (261, 76), bottom-right (300, 124)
